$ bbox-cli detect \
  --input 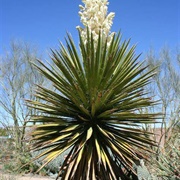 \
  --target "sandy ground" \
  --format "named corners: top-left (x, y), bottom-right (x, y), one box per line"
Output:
top-left (0, 168), bottom-right (55, 180)
top-left (0, 164), bottom-right (60, 180)
top-left (0, 172), bottom-right (55, 180)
